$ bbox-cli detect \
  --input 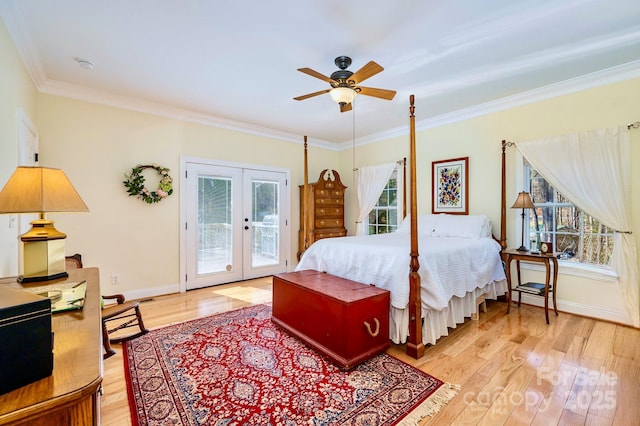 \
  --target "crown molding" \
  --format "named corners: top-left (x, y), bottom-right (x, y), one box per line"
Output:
top-left (415, 60), bottom-right (640, 132)
top-left (4, 2), bottom-right (639, 152)
top-left (38, 79), bottom-right (340, 150)
top-left (0, 1), bottom-right (47, 86)
top-left (0, 3), bottom-right (339, 151)
top-left (336, 59), bottom-right (640, 150)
